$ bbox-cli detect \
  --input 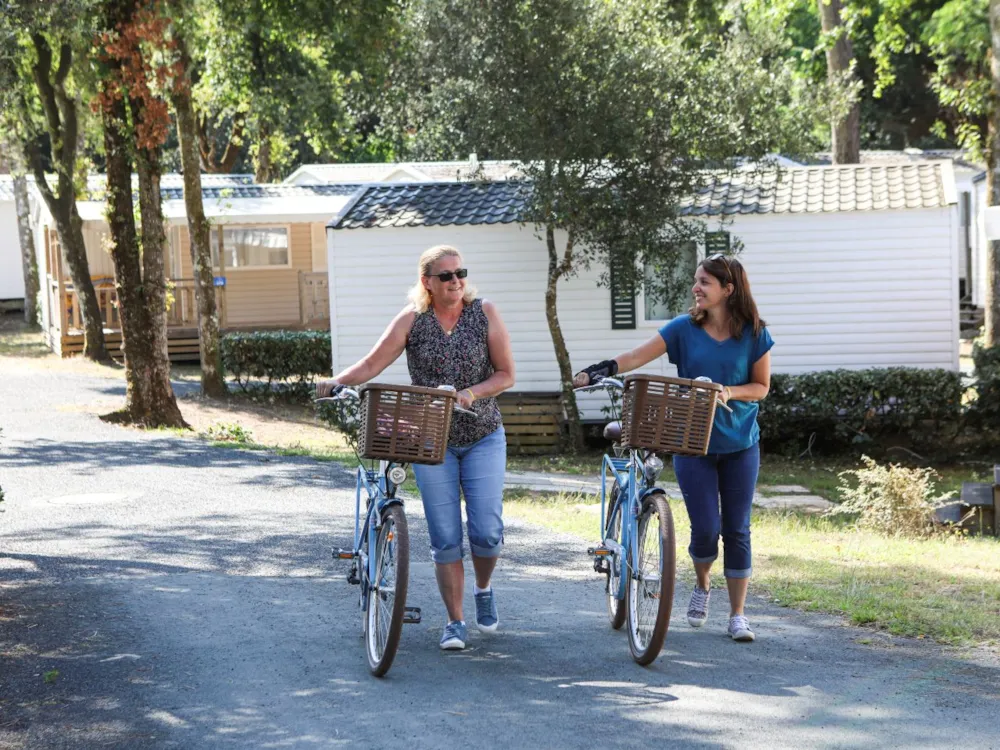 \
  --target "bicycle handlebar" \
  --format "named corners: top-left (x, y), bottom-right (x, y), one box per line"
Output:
top-left (314, 385), bottom-right (359, 404)
top-left (574, 375), bottom-right (733, 412)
